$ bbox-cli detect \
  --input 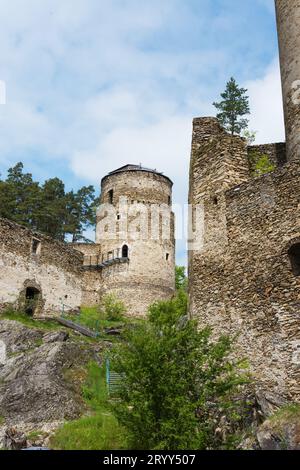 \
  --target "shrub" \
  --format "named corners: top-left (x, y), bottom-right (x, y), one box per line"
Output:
top-left (99, 294), bottom-right (127, 322)
top-left (110, 293), bottom-right (250, 450)
top-left (248, 151), bottom-right (276, 177)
